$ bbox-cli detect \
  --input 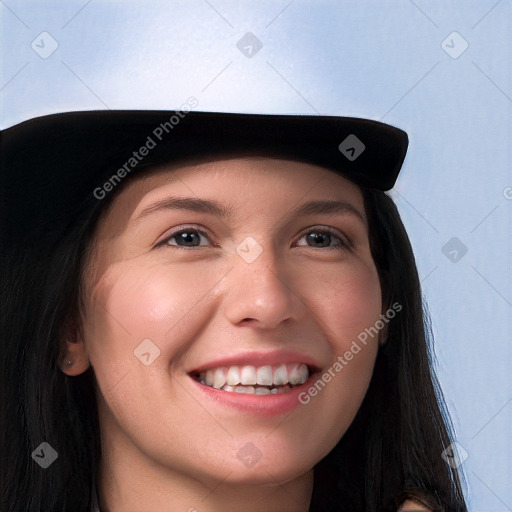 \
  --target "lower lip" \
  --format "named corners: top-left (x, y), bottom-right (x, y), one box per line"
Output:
top-left (189, 373), bottom-right (320, 417)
